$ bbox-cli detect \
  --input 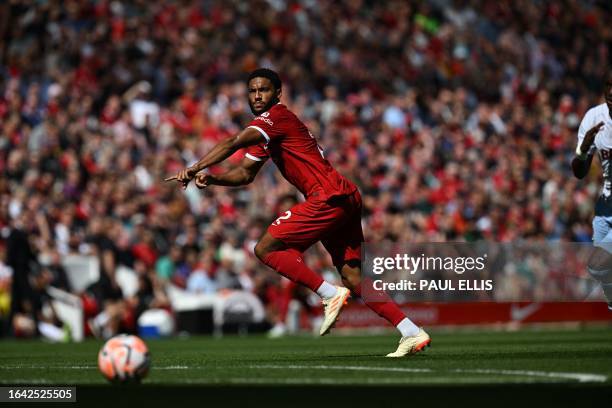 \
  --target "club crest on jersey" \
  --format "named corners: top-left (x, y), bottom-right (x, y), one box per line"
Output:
top-left (601, 149), bottom-right (612, 160)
